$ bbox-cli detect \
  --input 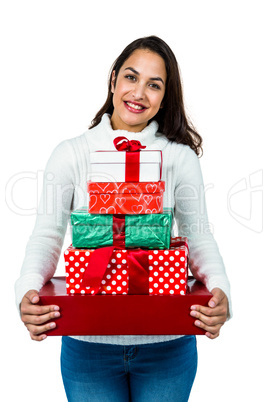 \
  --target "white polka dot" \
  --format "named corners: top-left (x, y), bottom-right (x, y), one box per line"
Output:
top-left (75, 262), bottom-right (79, 267)
top-left (75, 251), bottom-right (79, 256)
top-left (101, 291), bottom-right (106, 294)
top-left (70, 289), bottom-right (75, 294)
top-left (175, 273), bottom-right (180, 278)
top-left (66, 283), bottom-right (69, 287)
top-left (159, 289), bottom-right (164, 294)
top-left (149, 288), bottom-right (153, 293)
top-left (175, 262), bottom-right (180, 267)
top-left (75, 284), bottom-right (80, 289)
top-left (159, 255), bottom-right (164, 260)
top-left (169, 256), bottom-right (174, 261)
top-left (117, 253), bottom-right (121, 258)
top-left (164, 251), bottom-right (169, 255)
top-left (70, 278), bottom-right (74, 283)
top-left (106, 274), bottom-right (111, 279)
top-left (180, 257), bottom-right (185, 262)
top-left (169, 278), bottom-right (174, 283)
top-left (75, 273), bottom-right (80, 278)
top-left (70, 256), bottom-right (74, 261)
top-left (66, 273), bottom-right (69, 277)
top-left (148, 255), bottom-right (153, 260)
top-left (64, 250), bottom-right (69, 255)
top-left (169, 267), bottom-right (174, 272)
top-left (112, 269), bottom-right (116, 274)
top-left (164, 272), bottom-right (169, 277)
top-left (180, 268), bottom-right (185, 273)
top-left (175, 284), bottom-right (180, 289)
top-left (107, 286), bottom-right (111, 291)
top-left (180, 290), bottom-right (185, 295)
top-left (80, 268), bottom-right (85, 273)
top-left (107, 264), bottom-right (111, 268)
top-left (159, 277), bottom-right (164, 282)
top-left (85, 251), bottom-right (90, 256)
top-left (122, 281), bottom-right (127, 286)
top-left (153, 261), bottom-right (158, 265)
top-left (80, 257), bottom-right (85, 262)
top-left (117, 275), bottom-right (122, 280)
top-left (65, 261), bottom-right (69, 266)
top-left (164, 284), bottom-right (169, 289)
top-left (153, 250), bottom-right (158, 254)
top-left (91, 290), bottom-right (95, 294)
top-left (180, 279), bottom-right (185, 284)
top-left (149, 277), bottom-right (153, 282)
top-left (164, 262), bottom-right (169, 266)
top-left (112, 291), bottom-right (116, 294)
top-left (153, 283), bottom-right (158, 288)
top-left (122, 259), bottom-right (127, 264)
top-left (149, 266), bottom-right (153, 270)
top-left (117, 264), bottom-right (121, 269)
top-left (153, 271), bottom-right (158, 276)
top-left (159, 266), bottom-right (164, 271)
top-left (101, 280), bottom-right (106, 284)
top-left (117, 286), bottom-right (122, 291)
top-left (112, 280), bottom-right (116, 285)
top-left (70, 267), bottom-right (74, 272)
top-left (169, 289), bottom-right (174, 294)
top-left (175, 251), bottom-right (179, 255)
top-left (111, 259), bottom-right (116, 263)
top-left (122, 270), bottom-right (127, 275)
top-left (81, 290), bottom-right (85, 294)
